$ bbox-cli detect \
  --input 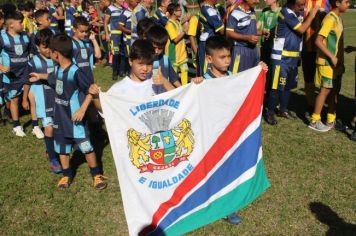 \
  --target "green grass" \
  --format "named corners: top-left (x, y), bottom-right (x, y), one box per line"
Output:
top-left (1, 12), bottom-right (356, 236)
